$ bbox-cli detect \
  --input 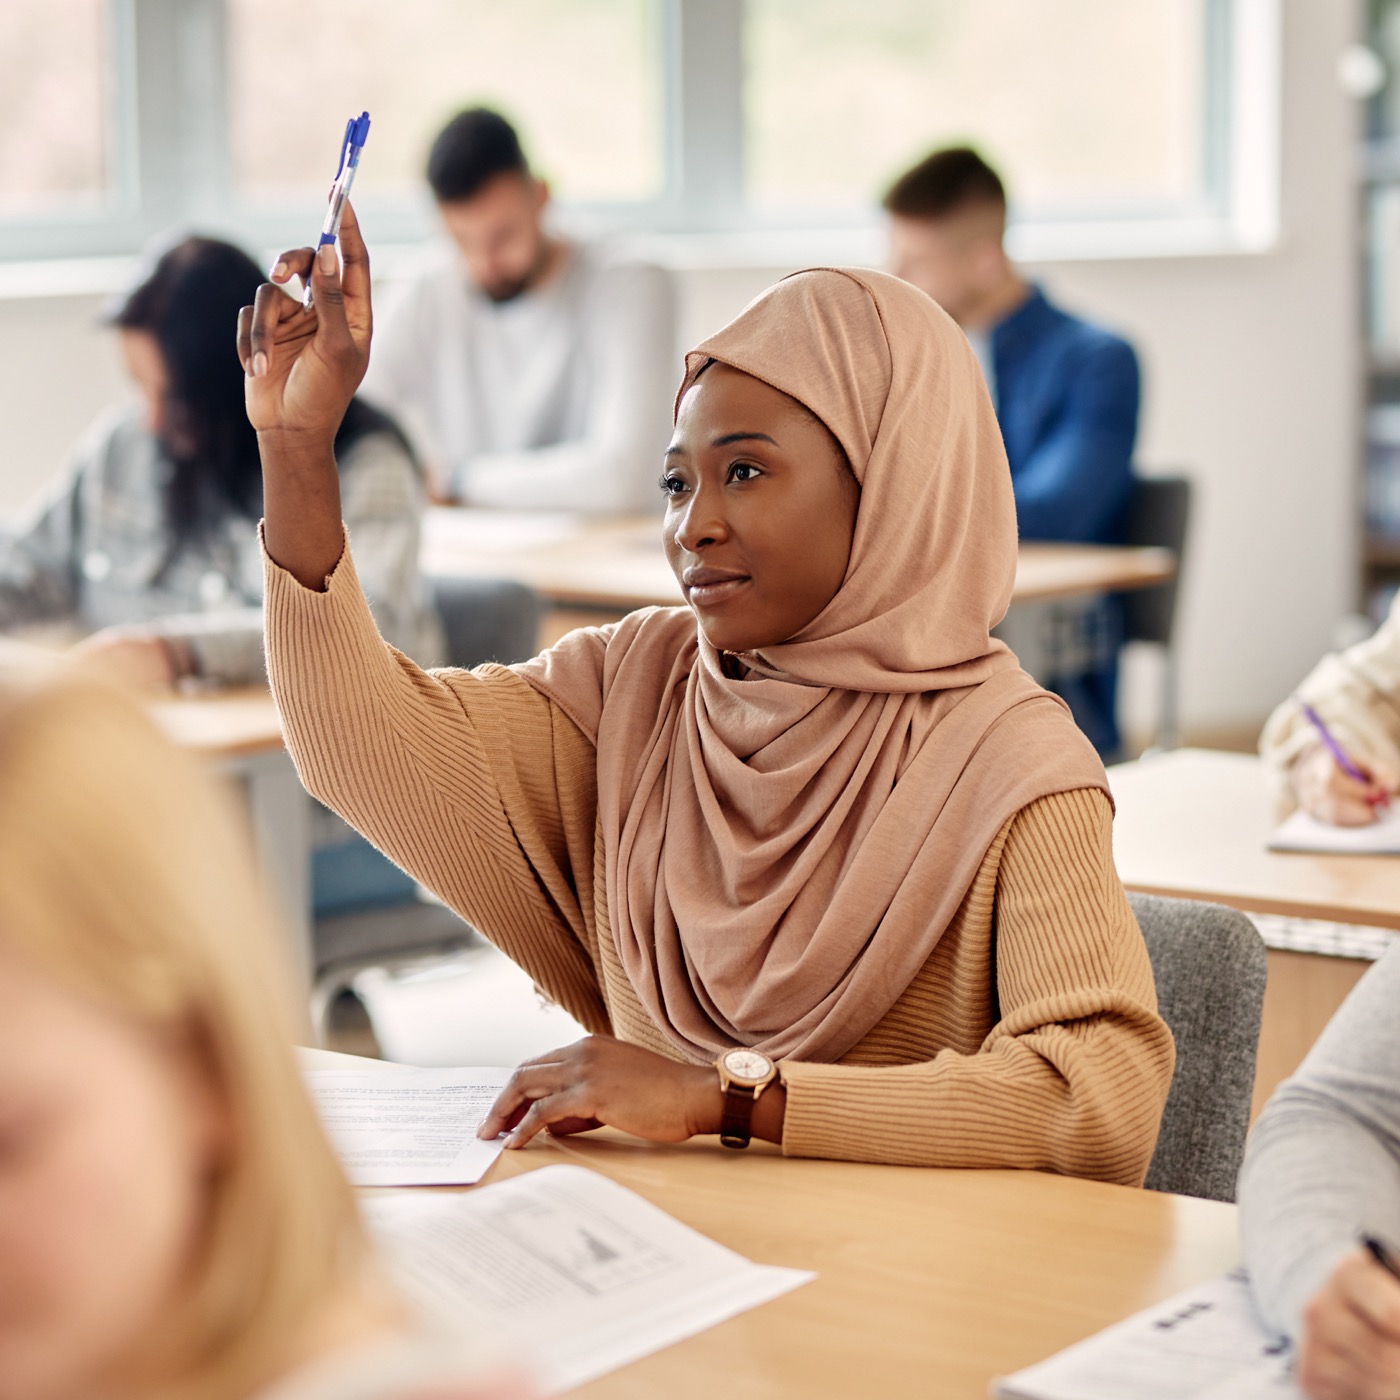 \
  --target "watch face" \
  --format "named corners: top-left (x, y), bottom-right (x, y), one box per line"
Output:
top-left (722, 1049), bottom-right (774, 1085)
